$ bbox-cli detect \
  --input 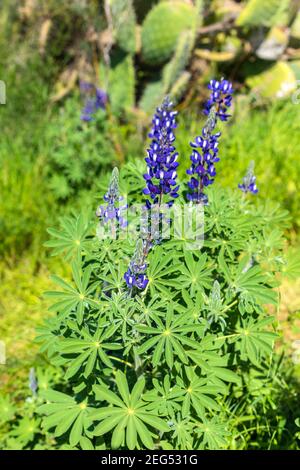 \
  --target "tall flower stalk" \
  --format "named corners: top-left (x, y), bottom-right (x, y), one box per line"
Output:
top-left (80, 81), bottom-right (107, 122)
top-left (96, 168), bottom-right (127, 239)
top-left (124, 238), bottom-right (148, 290)
top-left (143, 96), bottom-right (179, 206)
top-left (125, 97), bottom-right (180, 291)
top-left (238, 161), bottom-right (258, 195)
top-left (187, 78), bottom-right (233, 204)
